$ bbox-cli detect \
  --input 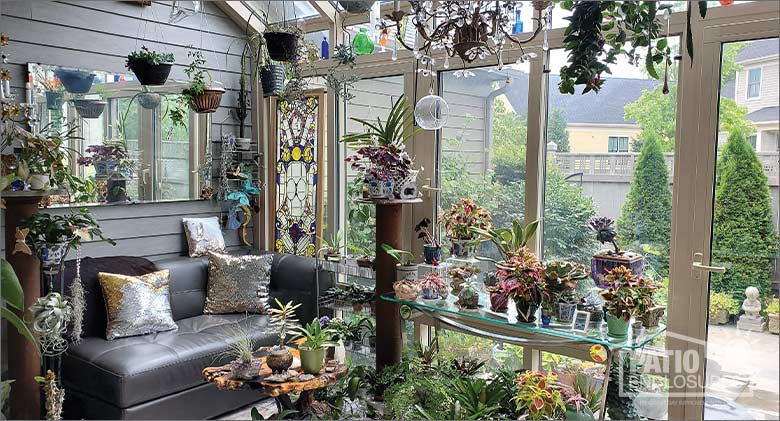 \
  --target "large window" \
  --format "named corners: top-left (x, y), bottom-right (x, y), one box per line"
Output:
top-left (438, 62), bottom-right (530, 259)
top-left (608, 136), bottom-right (630, 152)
